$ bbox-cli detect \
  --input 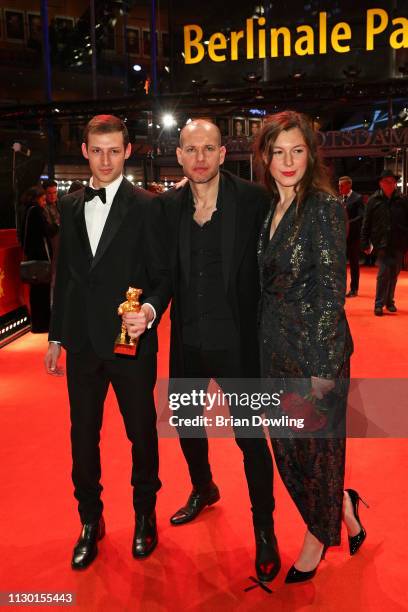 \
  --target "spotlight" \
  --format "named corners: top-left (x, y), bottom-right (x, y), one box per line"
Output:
top-left (162, 113), bottom-right (176, 128)
top-left (253, 5), bottom-right (265, 18)
top-left (133, 64), bottom-right (142, 72)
